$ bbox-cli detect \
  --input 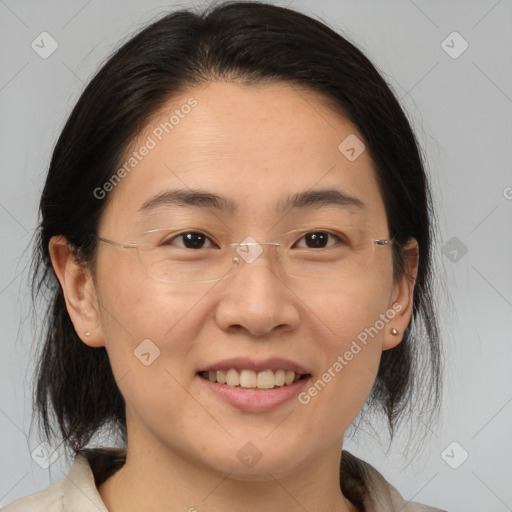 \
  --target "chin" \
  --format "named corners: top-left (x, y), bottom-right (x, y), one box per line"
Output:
top-left (197, 442), bottom-right (310, 481)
